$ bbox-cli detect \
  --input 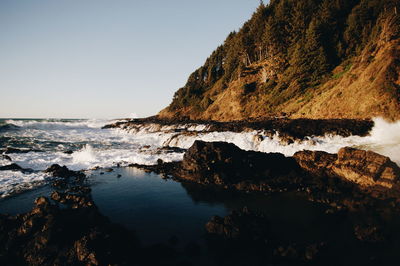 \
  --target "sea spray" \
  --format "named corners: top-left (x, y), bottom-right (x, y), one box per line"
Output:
top-left (72, 144), bottom-right (98, 169)
top-left (1, 117), bottom-right (399, 198)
